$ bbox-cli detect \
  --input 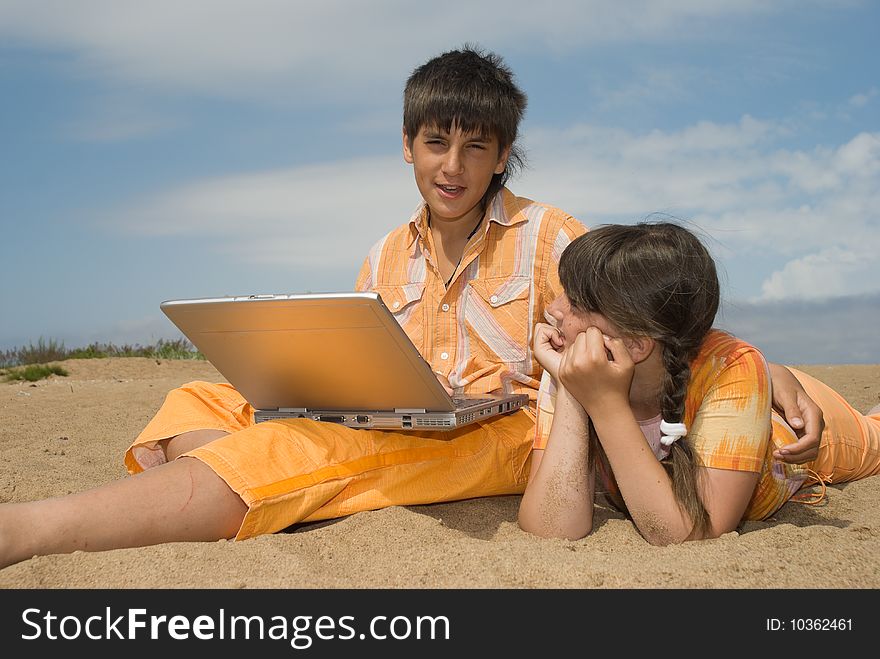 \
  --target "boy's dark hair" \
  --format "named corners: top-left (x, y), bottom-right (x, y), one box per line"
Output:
top-left (559, 221), bottom-right (721, 541)
top-left (403, 44), bottom-right (527, 205)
